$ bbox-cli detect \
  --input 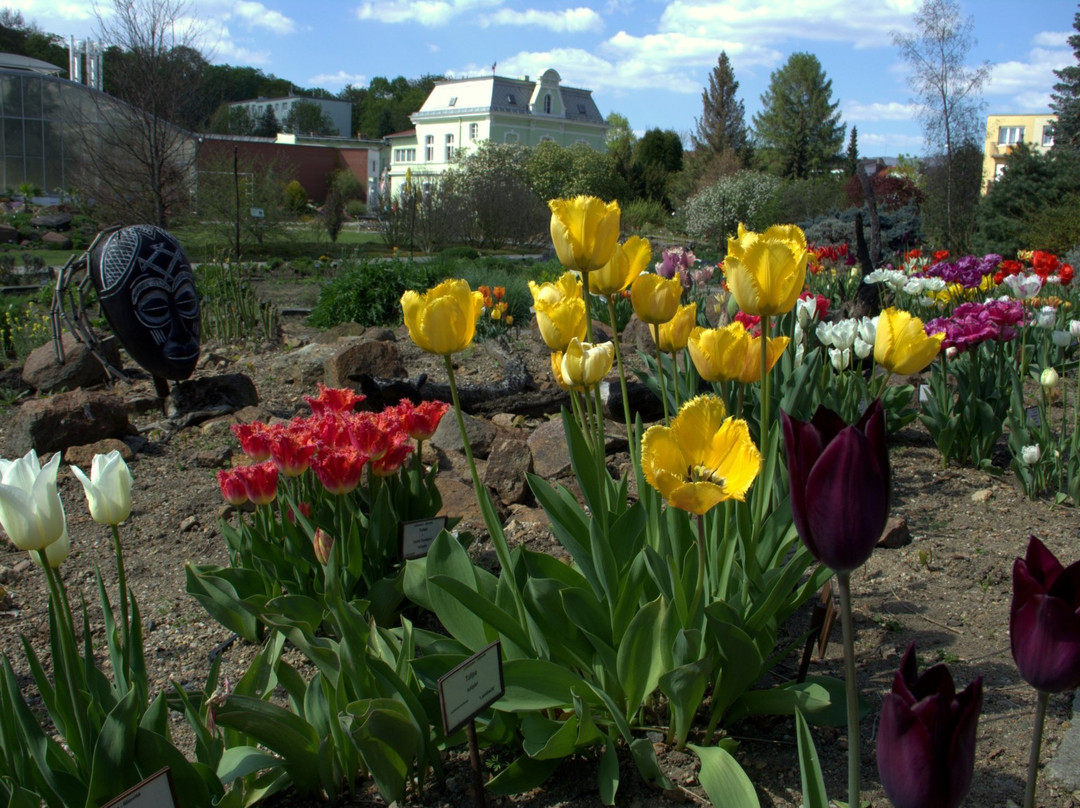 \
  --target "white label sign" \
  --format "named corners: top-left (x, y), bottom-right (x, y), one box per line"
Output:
top-left (250, 207), bottom-right (265, 219)
top-left (102, 768), bottom-right (177, 808)
top-left (438, 641), bottom-right (504, 736)
top-left (401, 516), bottom-right (447, 559)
